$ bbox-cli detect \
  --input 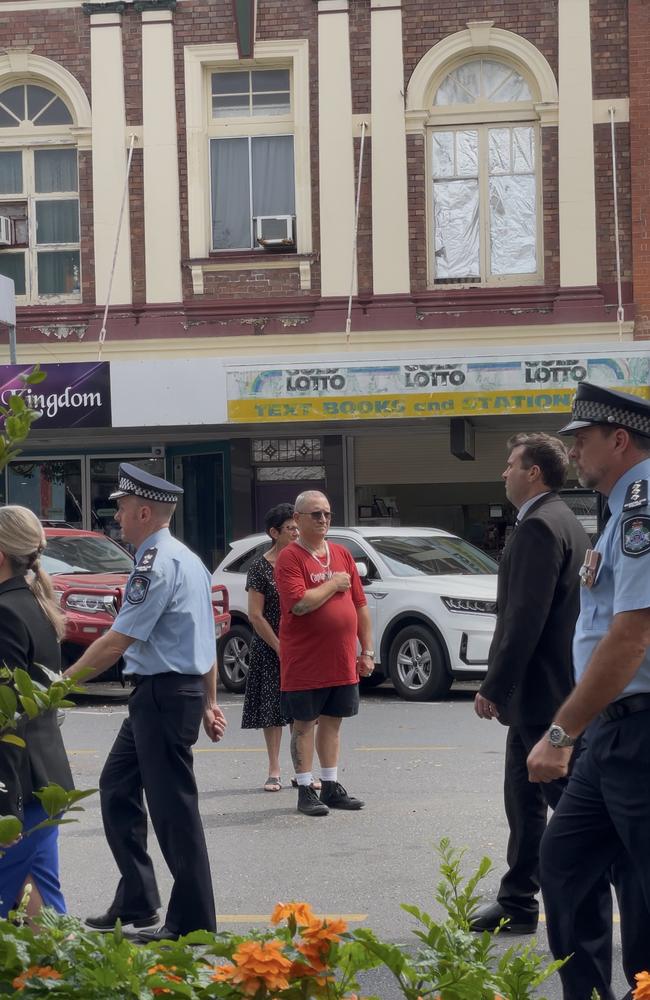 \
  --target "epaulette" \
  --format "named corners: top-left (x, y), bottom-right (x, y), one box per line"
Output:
top-left (623, 480), bottom-right (649, 512)
top-left (135, 546), bottom-right (158, 572)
